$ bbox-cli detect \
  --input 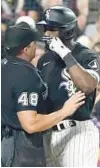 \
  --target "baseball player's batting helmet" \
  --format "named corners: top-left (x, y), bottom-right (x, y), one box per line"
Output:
top-left (38, 6), bottom-right (77, 39)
